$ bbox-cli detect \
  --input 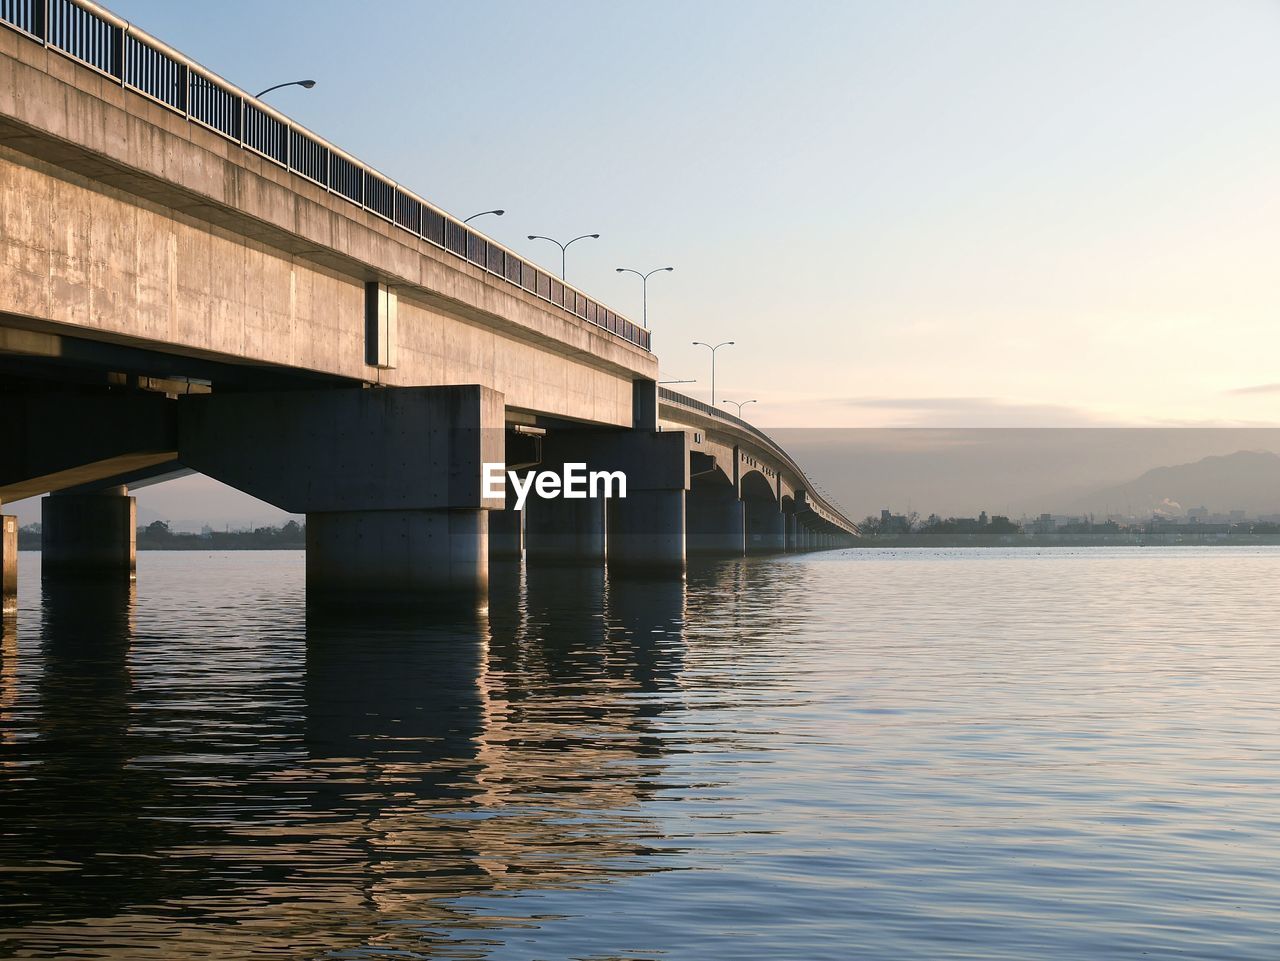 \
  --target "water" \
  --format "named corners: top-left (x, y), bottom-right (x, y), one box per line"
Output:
top-left (2, 547), bottom-right (1279, 959)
